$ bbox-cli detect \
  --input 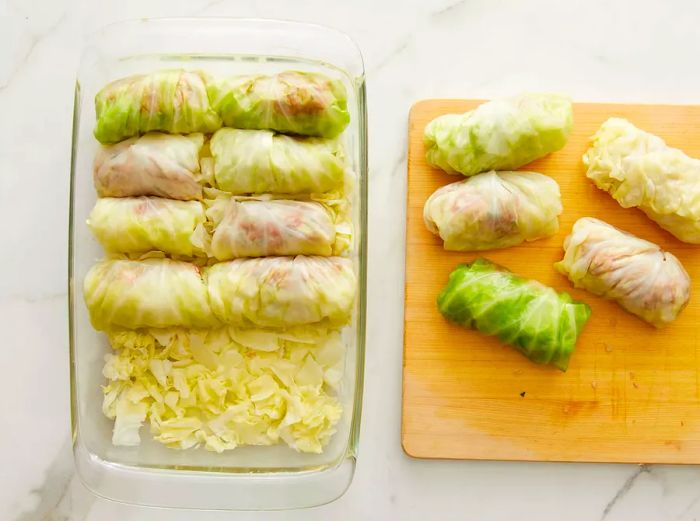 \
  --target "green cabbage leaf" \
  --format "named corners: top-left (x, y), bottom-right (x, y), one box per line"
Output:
top-left (424, 93), bottom-right (572, 176)
top-left (207, 71), bottom-right (349, 138)
top-left (94, 70), bottom-right (221, 144)
top-left (437, 258), bottom-right (590, 371)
